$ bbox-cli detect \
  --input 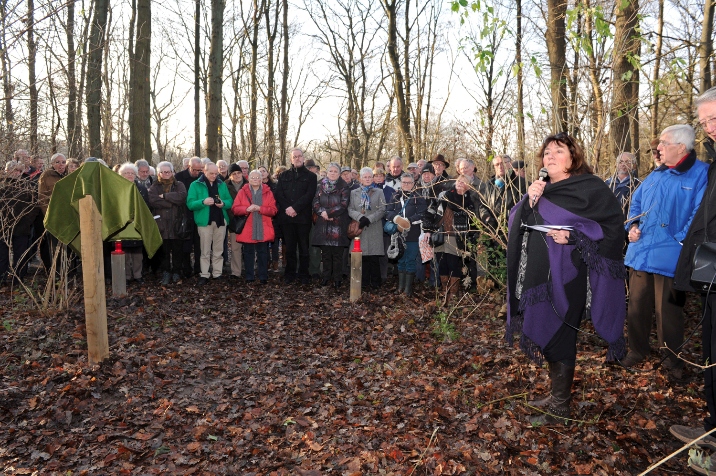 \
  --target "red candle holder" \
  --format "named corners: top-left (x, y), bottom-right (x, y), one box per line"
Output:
top-left (352, 237), bottom-right (362, 252)
top-left (111, 241), bottom-right (124, 254)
